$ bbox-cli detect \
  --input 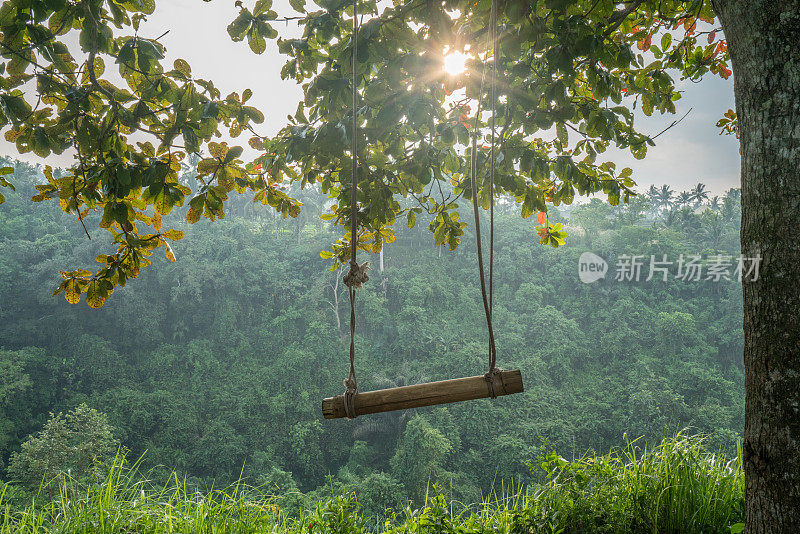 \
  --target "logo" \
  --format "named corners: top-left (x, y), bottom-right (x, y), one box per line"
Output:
top-left (577, 252), bottom-right (760, 284)
top-left (578, 252), bottom-right (608, 284)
